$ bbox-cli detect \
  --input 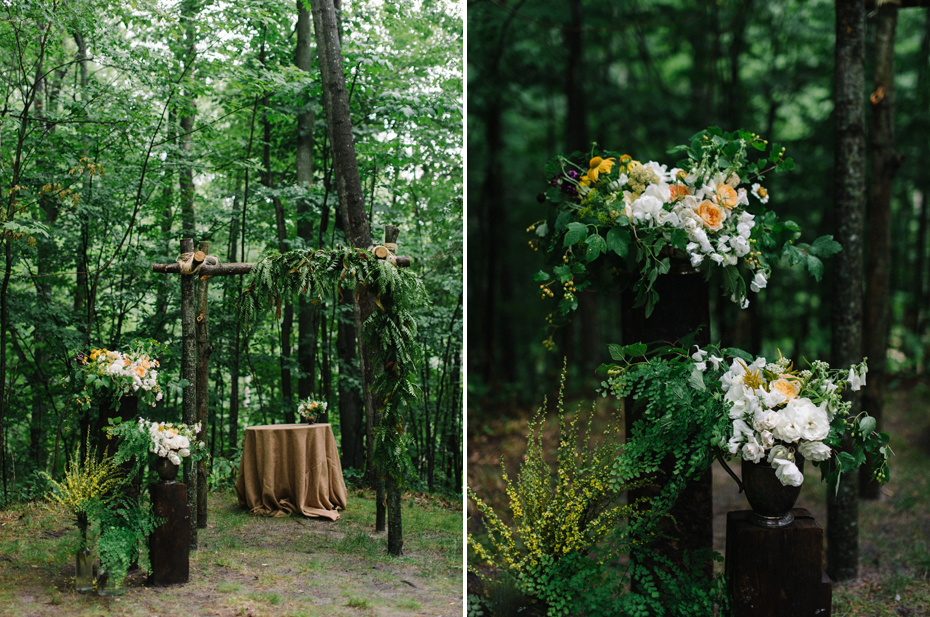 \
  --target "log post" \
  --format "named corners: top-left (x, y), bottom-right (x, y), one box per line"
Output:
top-left (725, 509), bottom-right (832, 616)
top-left (195, 241), bottom-right (212, 528)
top-left (148, 481), bottom-right (191, 585)
top-left (180, 238), bottom-right (198, 549)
